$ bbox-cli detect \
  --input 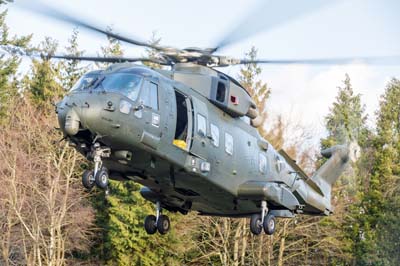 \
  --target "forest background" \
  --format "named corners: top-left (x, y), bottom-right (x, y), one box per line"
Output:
top-left (0, 0), bottom-right (399, 265)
